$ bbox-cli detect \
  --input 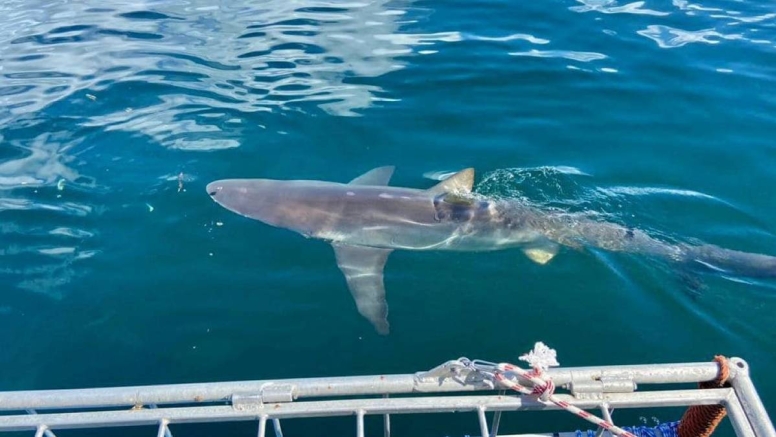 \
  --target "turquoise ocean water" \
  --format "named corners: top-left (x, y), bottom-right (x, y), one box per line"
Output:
top-left (1, 0), bottom-right (775, 435)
